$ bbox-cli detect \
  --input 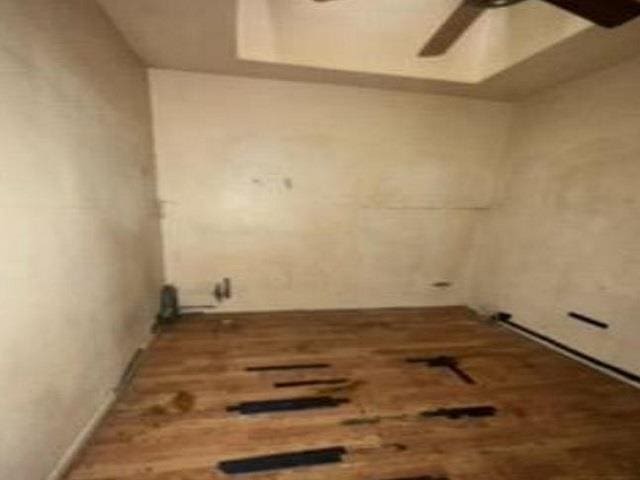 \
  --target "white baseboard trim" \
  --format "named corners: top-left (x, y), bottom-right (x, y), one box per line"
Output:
top-left (46, 329), bottom-right (156, 480)
top-left (500, 321), bottom-right (639, 389)
top-left (46, 389), bottom-right (117, 480)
